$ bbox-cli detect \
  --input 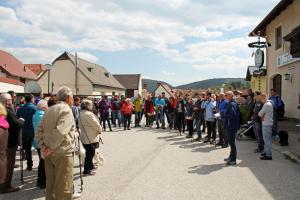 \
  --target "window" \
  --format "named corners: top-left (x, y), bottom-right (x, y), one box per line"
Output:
top-left (87, 67), bottom-right (93, 72)
top-left (275, 26), bottom-right (282, 50)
